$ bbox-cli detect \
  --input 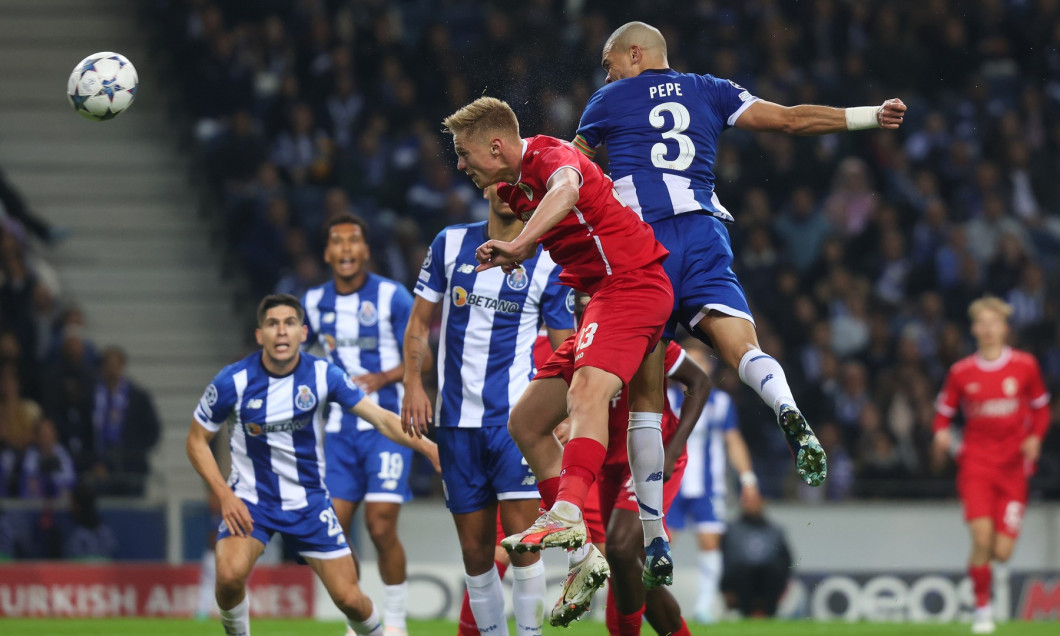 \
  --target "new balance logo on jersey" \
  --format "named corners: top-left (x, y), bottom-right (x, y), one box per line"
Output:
top-left (457, 263), bottom-right (475, 274)
top-left (246, 399), bottom-right (262, 409)
top-left (761, 374), bottom-right (774, 390)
